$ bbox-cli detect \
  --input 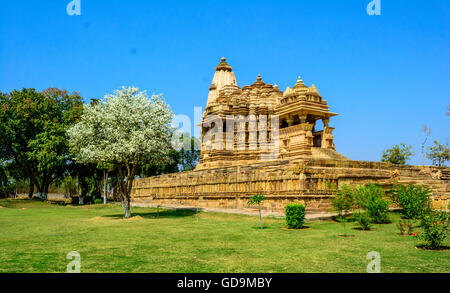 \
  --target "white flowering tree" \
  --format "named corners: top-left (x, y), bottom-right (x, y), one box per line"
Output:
top-left (68, 87), bottom-right (174, 218)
